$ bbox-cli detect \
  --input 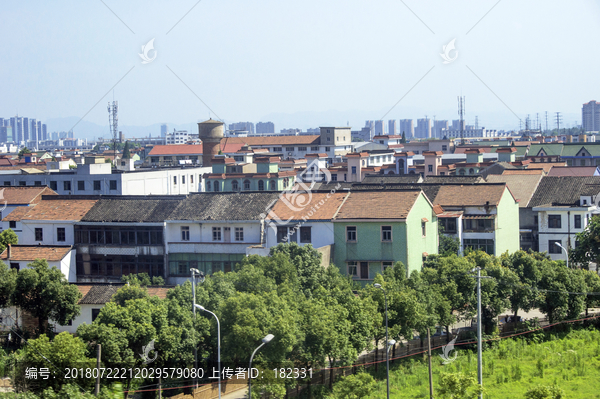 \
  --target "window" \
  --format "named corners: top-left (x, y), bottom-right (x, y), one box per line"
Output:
top-left (277, 226), bottom-right (288, 243)
top-left (382, 261), bottom-right (393, 271)
top-left (63, 181), bottom-right (71, 191)
top-left (468, 168), bottom-right (474, 175)
top-left (440, 218), bottom-right (457, 233)
top-left (422, 221), bottom-right (426, 236)
top-left (173, 176), bottom-right (177, 185)
top-left (273, 147), bottom-right (282, 152)
top-left (34, 181), bottom-right (41, 186)
top-left (331, 174), bottom-right (337, 181)
top-left (428, 165), bottom-right (433, 172)
top-left (548, 215), bottom-right (561, 229)
top-left (352, 166), bottom-right (357, 174)
top-left (325, 147), bottom-right (330, 151)
top-left (244, 180), bottom-right (251, 191)
top-left (442, 145), bottom-right (447, 151)
top-left (235, 227), bottom-right (244, 241)
top-left (232, 180), bottom-right (239, 191)
top-left (91, 309), bottom-right (101, 322)
top-left (93, 180), bottom-right (101, 190)
top-left (346, 226), bottom-right (357, 242)
top-left (311, 146), bottom-right (319, 151)
top-left (548, 240), bottom-right (562, 254)
top-left (269, 180), bottom-right (276, 190)
top-left (10, 263), bottom-right (19, 271)
top-left (181, 226), bottom-right (190, 241)
top-left (463, 239), bottom-right (495, 255)
top-left (298, 147), bottom-right (307, 152)
top-left (19, 181), bottom-right (26, 186)
top-left (9, 221), bottom-right (16, 229)
top-left (57, 227), bottom-right (66, 242)
top-left (109, 180), bottom-right (117, 190)
top-left (182, 175), bottom-right (186, 184)
top-left (212, 227), bottom-right (221, 241)
top-left (347, 261), bottom-right (358, 277)
top-left (206, 181), bottom-right (212, 191)
top-left (381, 226), bottom-right (392, 242)
top-left (3, 182), bottom-right (10, 186)
top-left (300, 226), bottom-right (311, 243)
top-left (191, 175), bottom-right (194, 183)
top-left (258, 180), bottom-right (265, 191)
top-left (35, 228), bottom-right (43, 241)
top-left (463, 218), bottom-right (493, 232)
top-left (214, 181), bottom-right (220, 192)
top-left (574, 214), bottom-right (582, 229)
top-left (285, 147), bottom-right (294, 152)
top-left (77, 181), bottom-right (85, 191)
